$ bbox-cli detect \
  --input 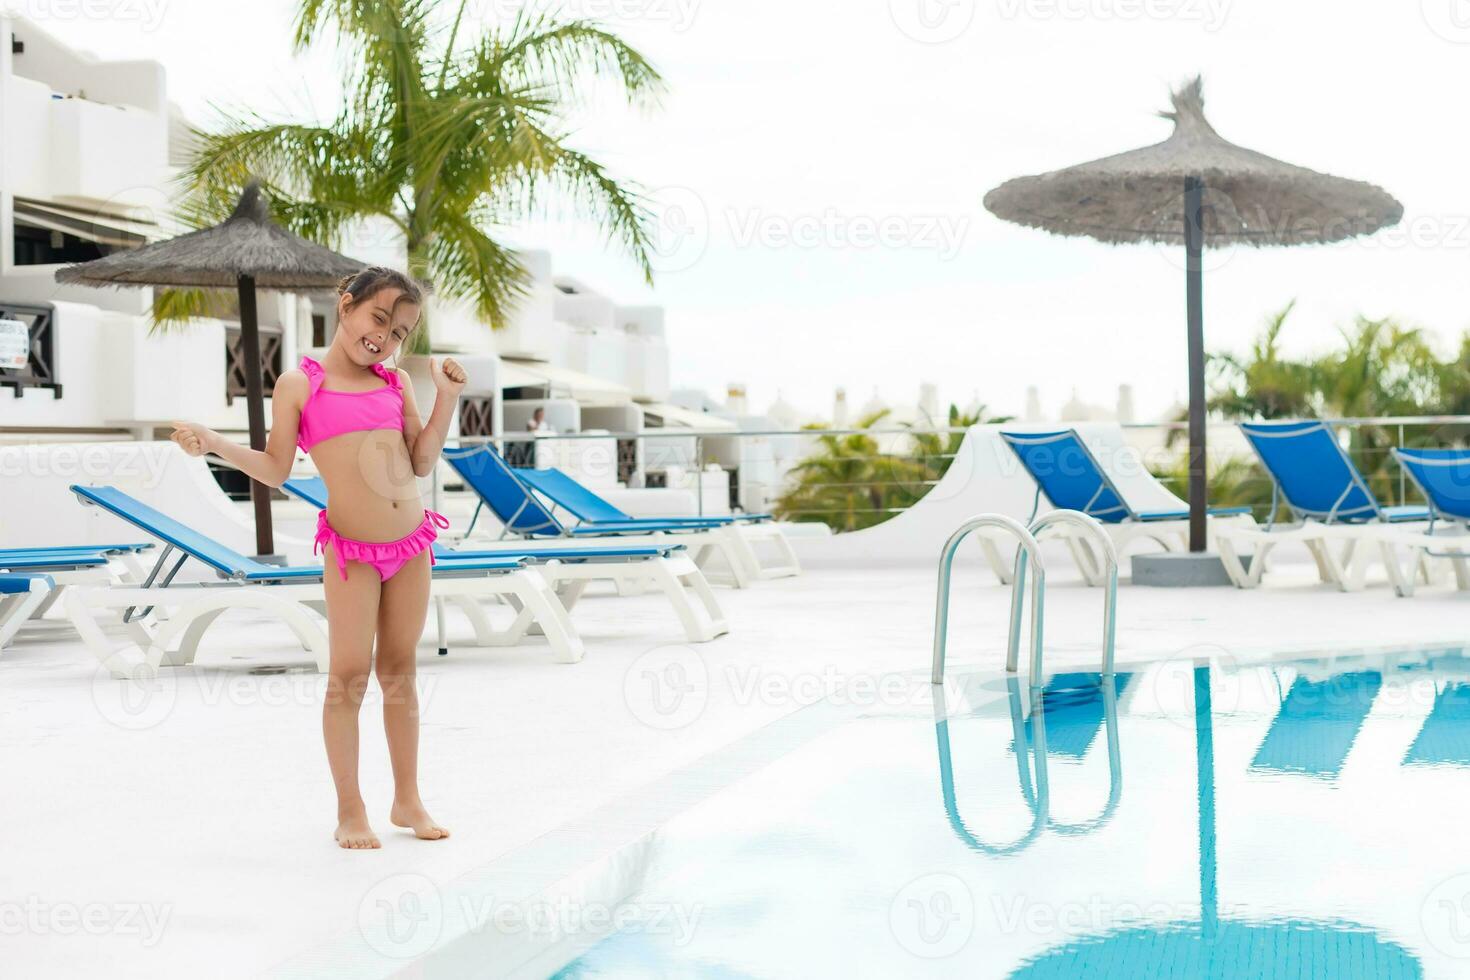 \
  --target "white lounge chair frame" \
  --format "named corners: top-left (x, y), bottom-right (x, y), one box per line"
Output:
top-left (0, 576), bottom-right (54, 651)
top-left (489, 551), bottom-right (730, 643)
top-left (66, 565), bottom-right (584, 679)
